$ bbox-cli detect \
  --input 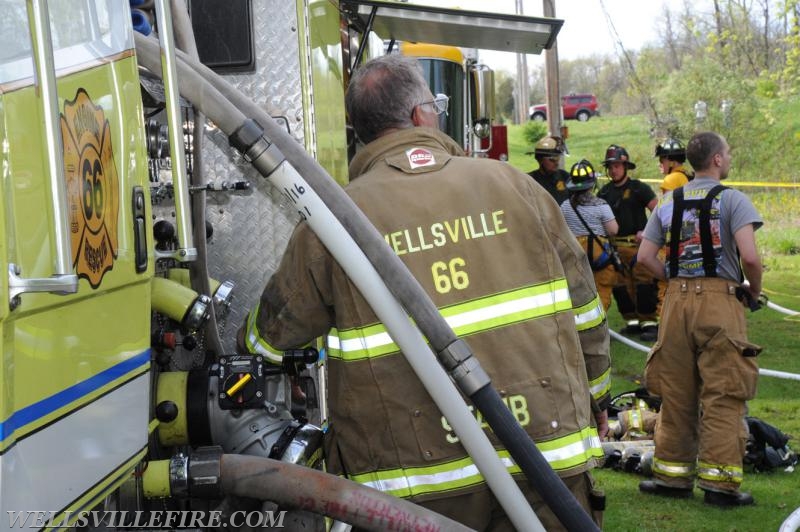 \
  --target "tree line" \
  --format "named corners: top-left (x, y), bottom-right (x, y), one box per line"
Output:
top-left (494, 0), bottom-right (800, 180)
